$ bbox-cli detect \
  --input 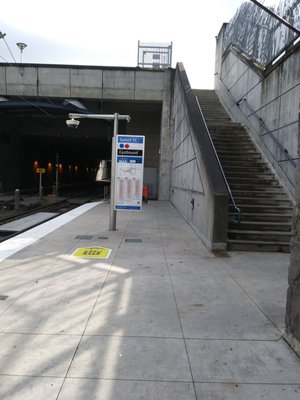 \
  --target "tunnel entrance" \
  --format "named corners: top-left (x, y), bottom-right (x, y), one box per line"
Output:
top-left (0, 98), bottom-right (162, 197)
